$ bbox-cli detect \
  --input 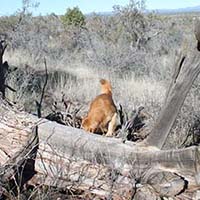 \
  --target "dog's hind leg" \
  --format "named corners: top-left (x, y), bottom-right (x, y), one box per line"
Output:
top-left (105, 112), bottom-right (117, 137)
